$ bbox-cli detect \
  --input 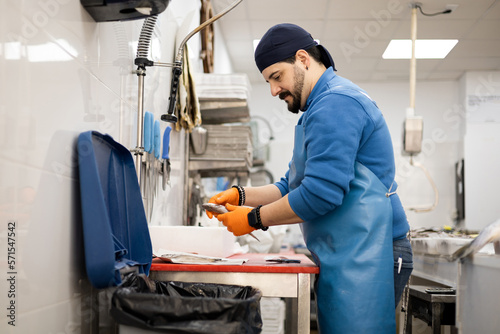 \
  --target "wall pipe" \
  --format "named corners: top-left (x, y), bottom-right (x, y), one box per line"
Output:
top-left (132, 15), bottom-right (158, 183)
top-left (409, 4), bottom-right (417, 114)
top-left (134, 69), bottom-right (146, 180)
top-left (405, 4), bottom-right (440, 215)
